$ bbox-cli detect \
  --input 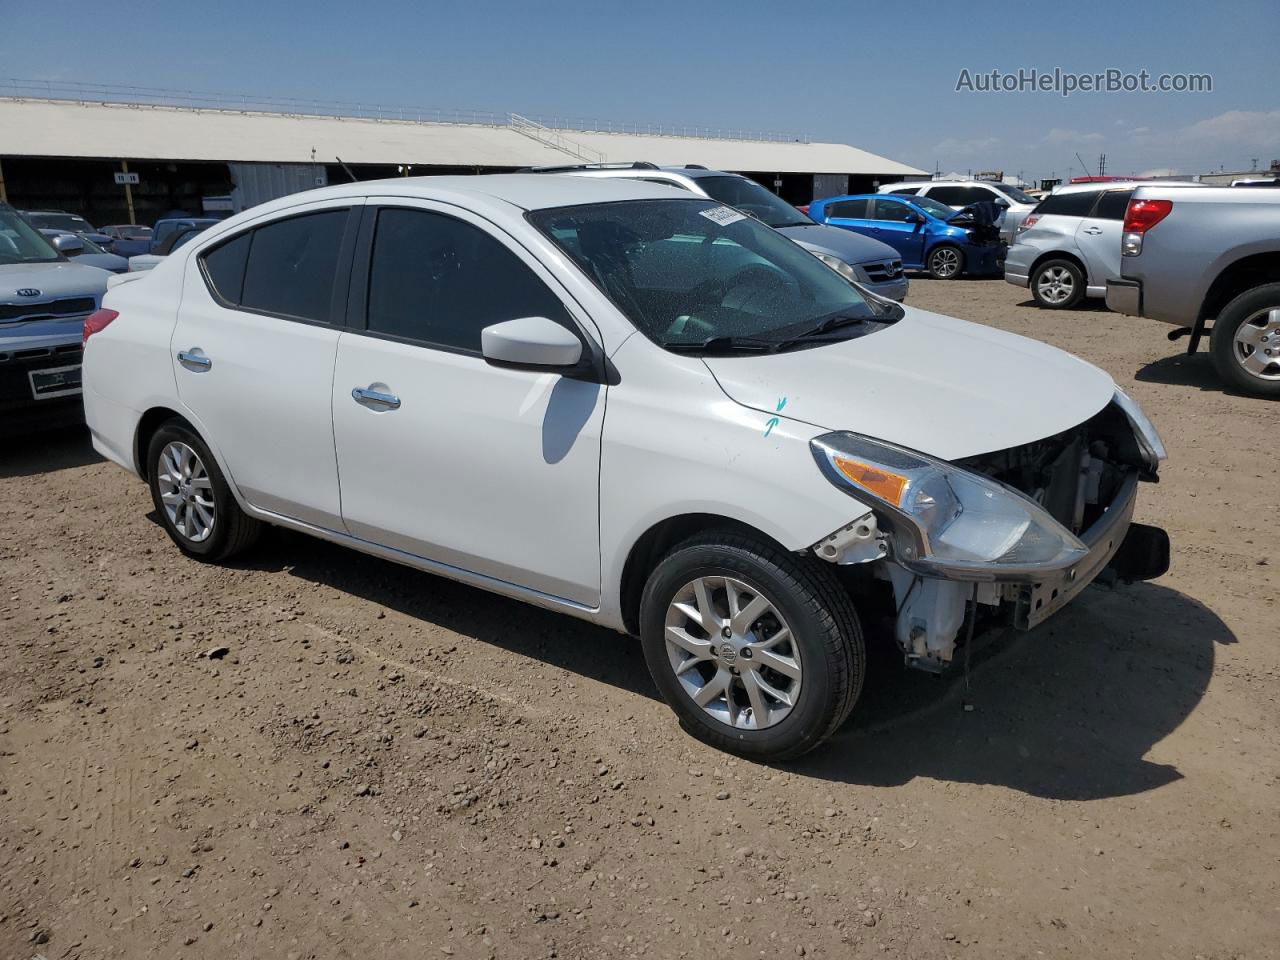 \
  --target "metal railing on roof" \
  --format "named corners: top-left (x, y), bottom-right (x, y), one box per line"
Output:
top-left (509, 114), bottom-right (604, 163)
top-left (0, 78), bottom-right (810, 144)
